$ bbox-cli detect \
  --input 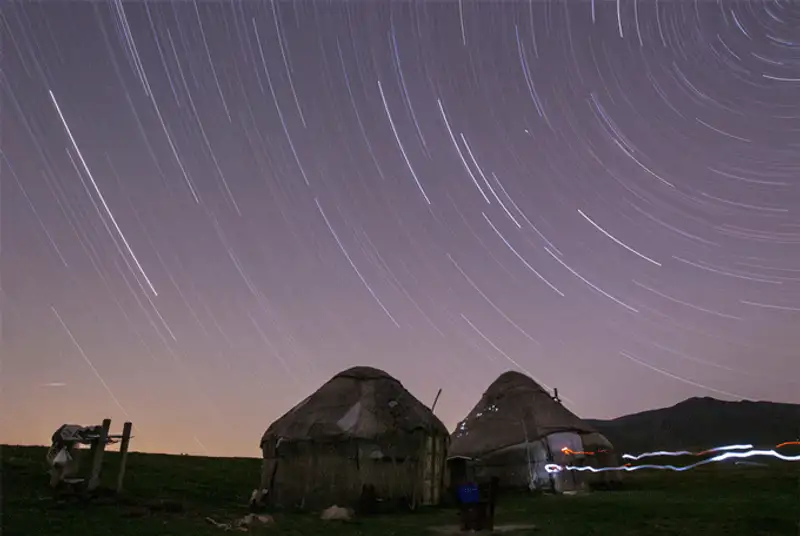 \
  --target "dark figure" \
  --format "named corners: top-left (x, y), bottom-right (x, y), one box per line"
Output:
top-left (456, 477), bottom-right (500, 532)
top-left (456, 481), bottom-right (482, 531)
top-left (456, 477), bottom-right (499, 532)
